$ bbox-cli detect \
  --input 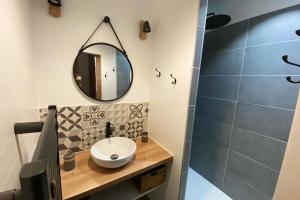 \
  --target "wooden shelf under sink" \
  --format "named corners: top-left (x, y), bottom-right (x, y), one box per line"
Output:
top-left (88, 179), bottom-right (165, 200)
top-left (60, 138), bottom-right (173, 200)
